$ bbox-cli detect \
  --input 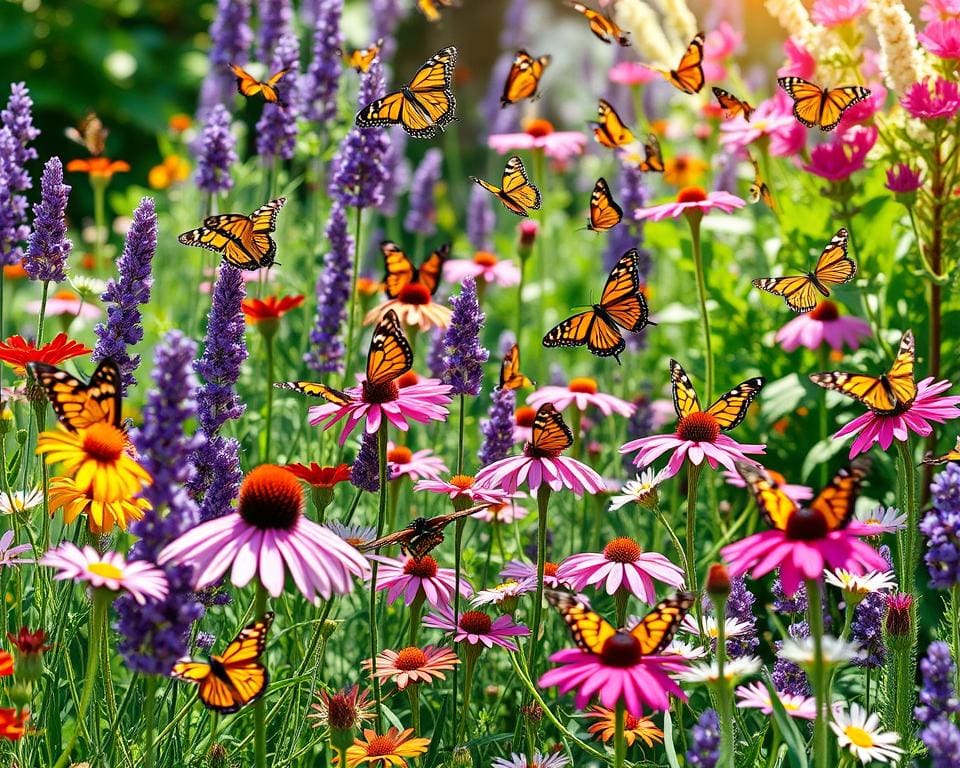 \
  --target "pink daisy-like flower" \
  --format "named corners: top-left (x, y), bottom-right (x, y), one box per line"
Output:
top-left (159, 465), bottom-right (369, 601)
top-left (443, 252), bottom-right (521, 287)
top-left (527, 378), bottom-right (635, 419)
top-left (513, 404), bottom-right (536, 444)
top-left (832, 377), bottom-right (960, 458)
top-left (608, 61), bottom-right (658, 86)
top-left (363, 645), bottom-right (459, 690)
top-left (471, 499), bottom-right (529, 524)
top-left (900, 77), bottom-right (960, 120)
top-left (811, 0), bottom-right (868, 27)
top-left (489, 119), bottom-right (587, 163)
top-left (736, 681), bottom-right (817, 719)
top-left (720, 92), bottom-right (806, 157)
top-left (422, 606), bottom-right (529, 651)
top-left (557, 537), bottom-right (684, 602)
top-left (778, 38), bottom-right (815, 79)
top-left (41, 543), bottom-right (168, 605)
top-left (387, 442), bottom-right (448, 481)
top-left (0, 531), bottom-right (32, 567)
top-left (802, 125), bottom-right (877, 182)
top-left (885, 164), bottom-right (924, 193)
top-left (414, 473), bottom-right (512, 508)
top-left (919, 18), bottom-right (960, 58)
top-left (364, 290), bottom-right (452, 332)
top-left (367, 554), bottom-right (471, 612)
top-left (723, 466), bottom-right (813, 503)
top-left (921, 0), bottom-right (960, 22)
top-left (501, 559), bottom-right (567, 589)
top-left (634, 186), bottom-right (746, 223)
top-left (775, 301), bottom-right (872, 352)
top-left (27, 290), bottom-right (100, 321)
